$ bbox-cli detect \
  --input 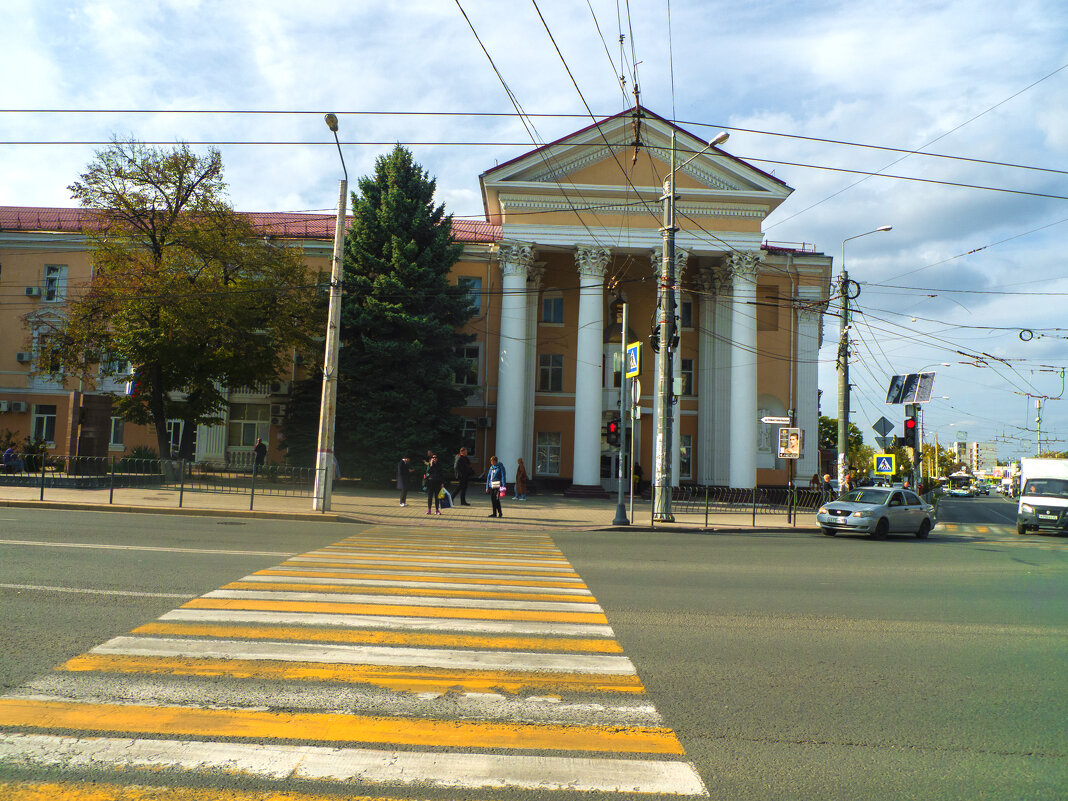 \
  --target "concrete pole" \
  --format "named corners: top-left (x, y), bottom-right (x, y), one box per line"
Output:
top-left (614, 302), bottom-right (630, 525)
top-left (654, 133), bottom-right (677, 522)
top-left (313, 177), bottom-right (347, 511)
